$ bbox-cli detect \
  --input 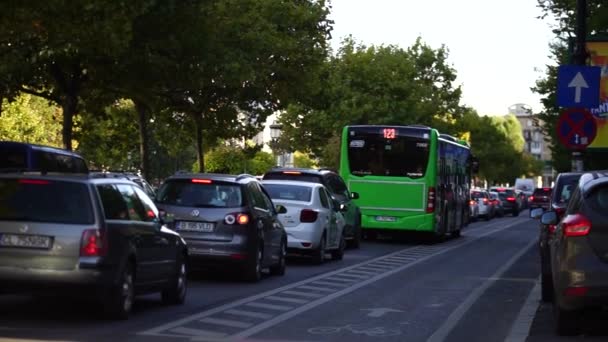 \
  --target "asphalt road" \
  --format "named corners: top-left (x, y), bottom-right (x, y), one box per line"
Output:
top-left (0, 213), bottom-right (585, 342)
